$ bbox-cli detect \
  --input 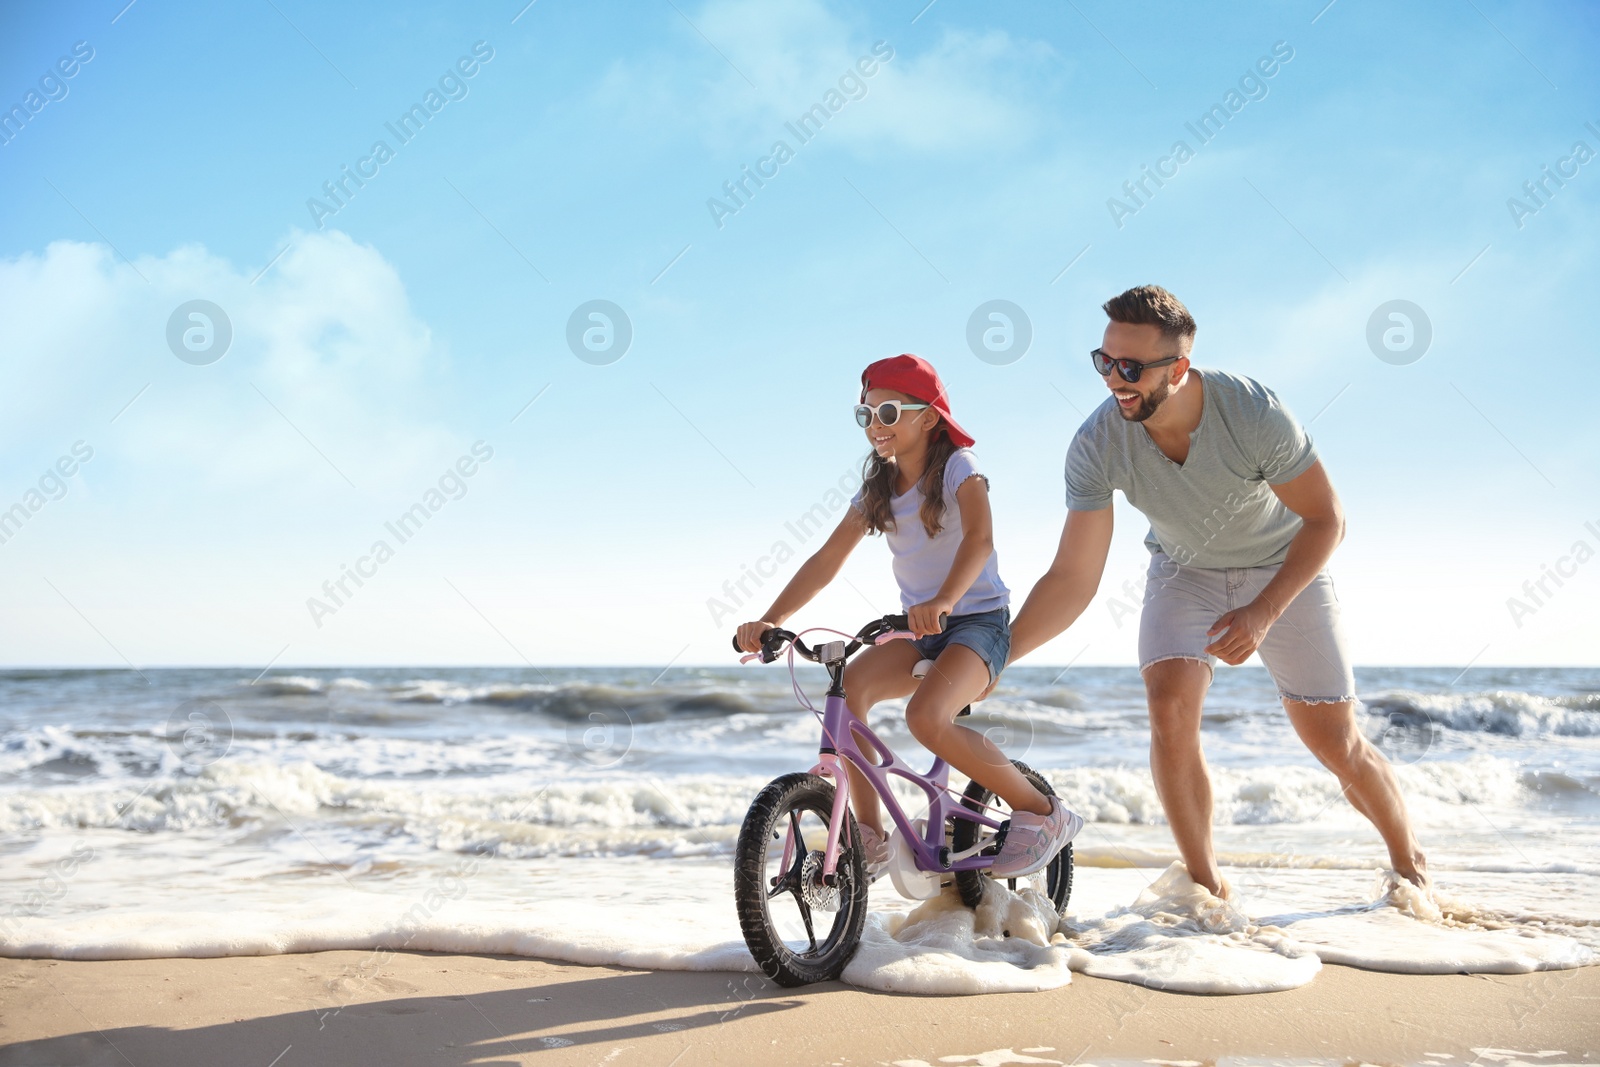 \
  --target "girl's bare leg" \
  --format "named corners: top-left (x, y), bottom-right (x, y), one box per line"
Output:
top-left (839, 641), bottom-right (922, 833)
top-left (903, 644), bottom-right (1049, 815)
